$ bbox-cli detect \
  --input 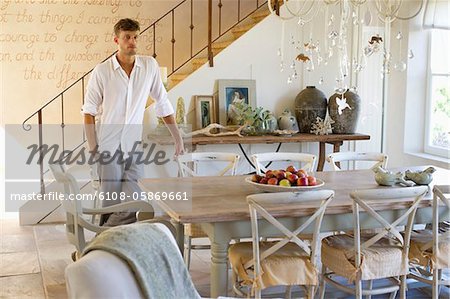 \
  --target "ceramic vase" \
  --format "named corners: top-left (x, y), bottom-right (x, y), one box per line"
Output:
top-left (294, 86), bottom-right (328, 133)
top-left (278, 109), bottom-right (299, 131)
top-left (328, 90), bottom-right (361, 134)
